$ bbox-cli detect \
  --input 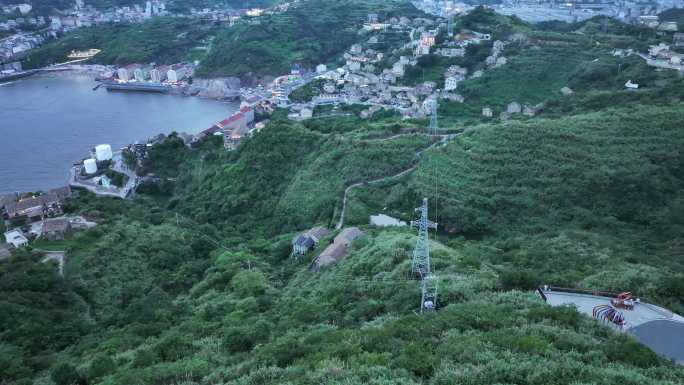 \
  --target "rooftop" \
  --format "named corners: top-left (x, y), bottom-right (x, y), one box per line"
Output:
top-left (43, 218), bottom-right (70, 233)
top-left (334, 227), bottom-right (363, 246)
